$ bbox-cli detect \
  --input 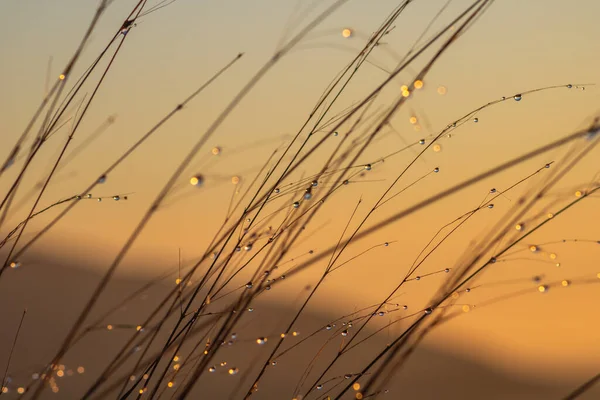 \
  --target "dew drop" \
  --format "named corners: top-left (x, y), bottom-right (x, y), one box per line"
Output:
top-left (364, 164), bottom-right (372, 171)
top-left (113, 195), bottom-right (120, 201)
top-left (228, 367), bottom-right (239, 375)
top-left (567, 84), bottom-right (573, 88)
top-left (333, 132), bottom-right (339, 137)
top-left (304, 191), bottom-right (312, 200)
top-left (341, 330), bottom-right (348, 337)
top-left (424, 307), bottom-right (433, 315)
top-left (317, 385), bottom-right (323, 390)
top-left (513, 94), bottom-right (522, 101)
top-left (415, 276), bottom-right (421, 281)
top-left (311, 180), bottom-right (318, 187)
top-left (293, 201), bottom-right (300, 208)
top-left (256, 337), bottom-right (268, 345)
top-left (433, 167), bottom-right (440, 173)
top-left (326, 325), bottom-right (333, 330)
top-left (190, 175), bottom-right (204, 187)
top-left (419, 139), bottom-right (425, 145)
top-left (244, 244), bottom-right (253, 251)
top-left (487, 204), bottom-right (494, 209)
top-left (444, 268), bottom-right (450, 273)
top-left (97, 175), bottom-right (107, 184)
top-left (473, 118), bottom-right (479, 123)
